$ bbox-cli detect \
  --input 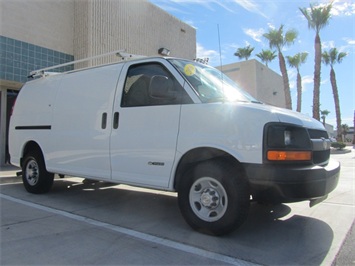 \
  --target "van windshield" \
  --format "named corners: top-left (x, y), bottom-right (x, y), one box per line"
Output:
top-left (168, 59), bottom-right (259, 103)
